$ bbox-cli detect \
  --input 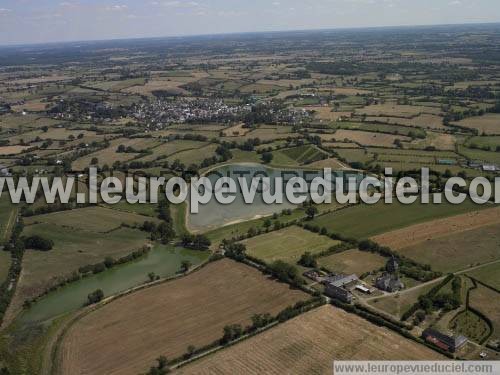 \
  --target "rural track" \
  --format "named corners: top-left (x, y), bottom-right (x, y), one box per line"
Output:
top-left (362, 258), bottom-right (500, 303)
